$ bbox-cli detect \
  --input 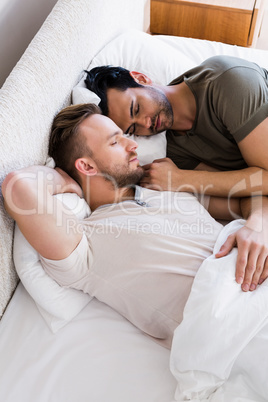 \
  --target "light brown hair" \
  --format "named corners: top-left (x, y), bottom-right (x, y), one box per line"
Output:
top-left (49, 103), bottom-right (101, 182)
